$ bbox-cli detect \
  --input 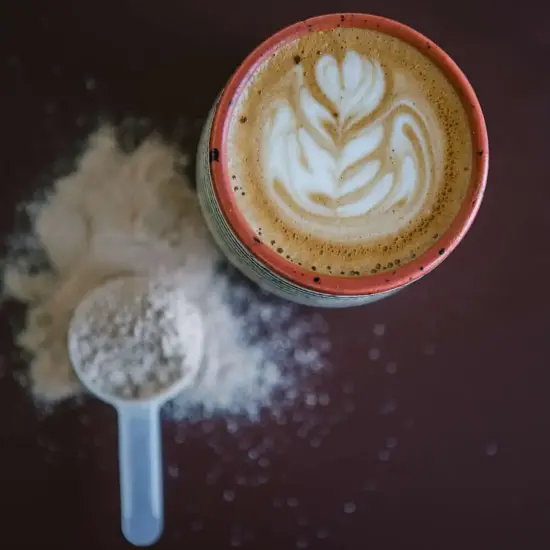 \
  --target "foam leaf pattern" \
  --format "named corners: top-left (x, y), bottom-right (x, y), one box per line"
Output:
top-left (263, 51), bottom-right (432, 227)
